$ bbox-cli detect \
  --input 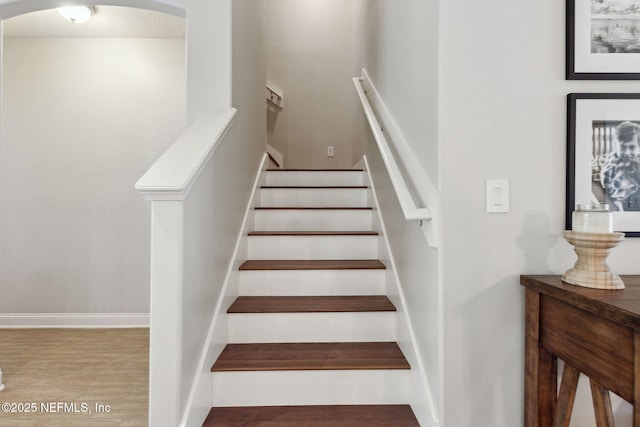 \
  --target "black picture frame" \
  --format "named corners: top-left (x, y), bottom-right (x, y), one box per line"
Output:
top-left (567, 0), bottom-right (640, 80)
top-left (567, 93), bottom-right (640, 236)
